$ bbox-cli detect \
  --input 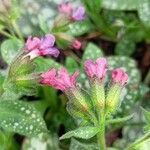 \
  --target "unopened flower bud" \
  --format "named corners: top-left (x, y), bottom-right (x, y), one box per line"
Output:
top-left (72, 40), bottom-right (81, 50)
top-left (106, 68), bottom-right (128, 114)
top-left (84, 58), bottom-right (107, 110)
